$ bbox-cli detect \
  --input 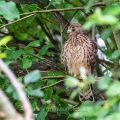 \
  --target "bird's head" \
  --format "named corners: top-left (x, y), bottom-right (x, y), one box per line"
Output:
top-left (67, 23), bottom-right (83, 34)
